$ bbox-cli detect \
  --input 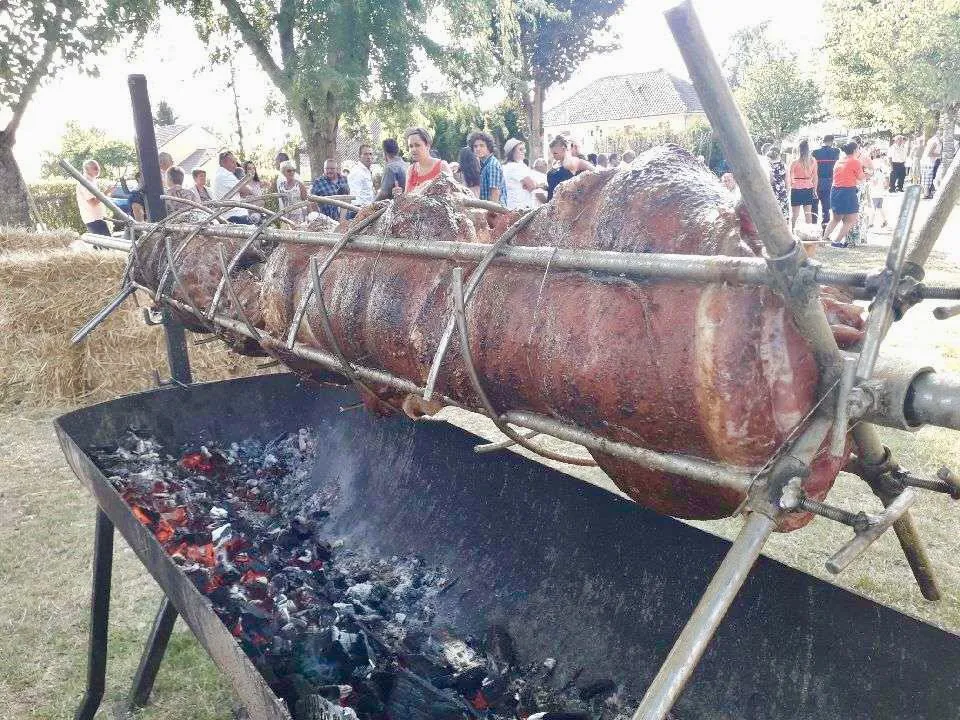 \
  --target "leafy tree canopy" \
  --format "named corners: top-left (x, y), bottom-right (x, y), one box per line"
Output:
top-left (722, 21), bottom-right (824, 141)
top-left (145, 0), bottom-right (502, 171)
top-left (0, 0), bottom-right (134, 226)
top-left (40, 122), bottom-right (138, 179)
top-left (737, 59), bottom-right (825, 141)
top-left (824, 0), bottom-right (960, 130)
top-left (490, 0), bottom-right (624, 157)
top-left (153, 99), bottom-right (178, 125)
